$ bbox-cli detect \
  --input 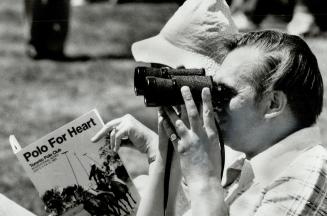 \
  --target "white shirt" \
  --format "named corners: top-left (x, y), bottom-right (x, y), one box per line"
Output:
top-left (182, 126), bottom-right (327, 216)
